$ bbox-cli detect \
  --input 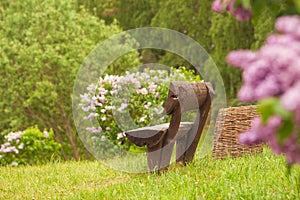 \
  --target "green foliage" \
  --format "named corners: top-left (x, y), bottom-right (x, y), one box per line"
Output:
top-left (236, 0), bottom-right (252, 10)
top-left (75, 0), bottom-right (119, 24)
top-left (239, 0), bottom-right (300, 50)
top-left (258, 98), bottom-right (294, 142)
top-left (150, 0), bottom-right (213, 67)
top-left (295, 0), bottom-right (300, 13)
top-left (2, 0), bottom-right (293, 162)
top-left (149, 0), bottom-right (255, 103)
top-left (251, 7), bottom-right (276, 49)
top-left (78, 0), bottom-right (283, 106)
top-left (116, 0), bottom-right (159, 29)
top-left (76, 0), bottom-right (159, 29)
top-left (250, 1), bottom-right (295, 50)
top-left (81, 67), bottom-right (200, 155)
top-left (0, 126), bottom-right (61, 166)
top-left (152, 0), bottom-right (212, 48)
top-left (208, 12), bottom-right (254, 102)
top-left (0, 0), bottom-right (140, 160)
